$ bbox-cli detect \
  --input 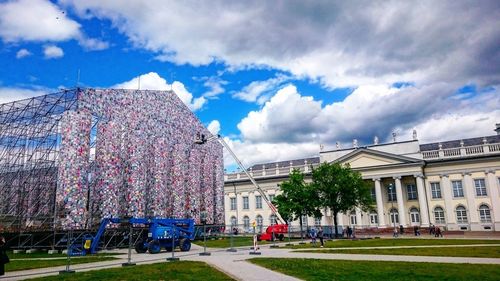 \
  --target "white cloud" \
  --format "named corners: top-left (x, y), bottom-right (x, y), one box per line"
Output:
top-left (238, 85), bottom-right (322, 143)
top-left (207, 120), bottom-right (220, 135)
top-left (43, 45), bottom-right (64, 59)
top-left (0, 0), bottom-right (80, 42)
top-left (63, 1), bottom-right (500, 87)
top-left (221, 136), bottom-right (319, 170)
top-left (0, 0), bottom-right (108, 51)
top-left (202, 76), bottom-right (227, 98)
top-left (0, 87), bottom-right (47, 104)
top-left (77, 36), bottom-right (109, 51)
top-left (16, 48), bottom-right (32, 59)
top-left (232, 82), bottom-right (500, 166)
top-left (233, 74), bottom-right (290, 104)
top-left (113, 72), bottom-right (207, 111)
